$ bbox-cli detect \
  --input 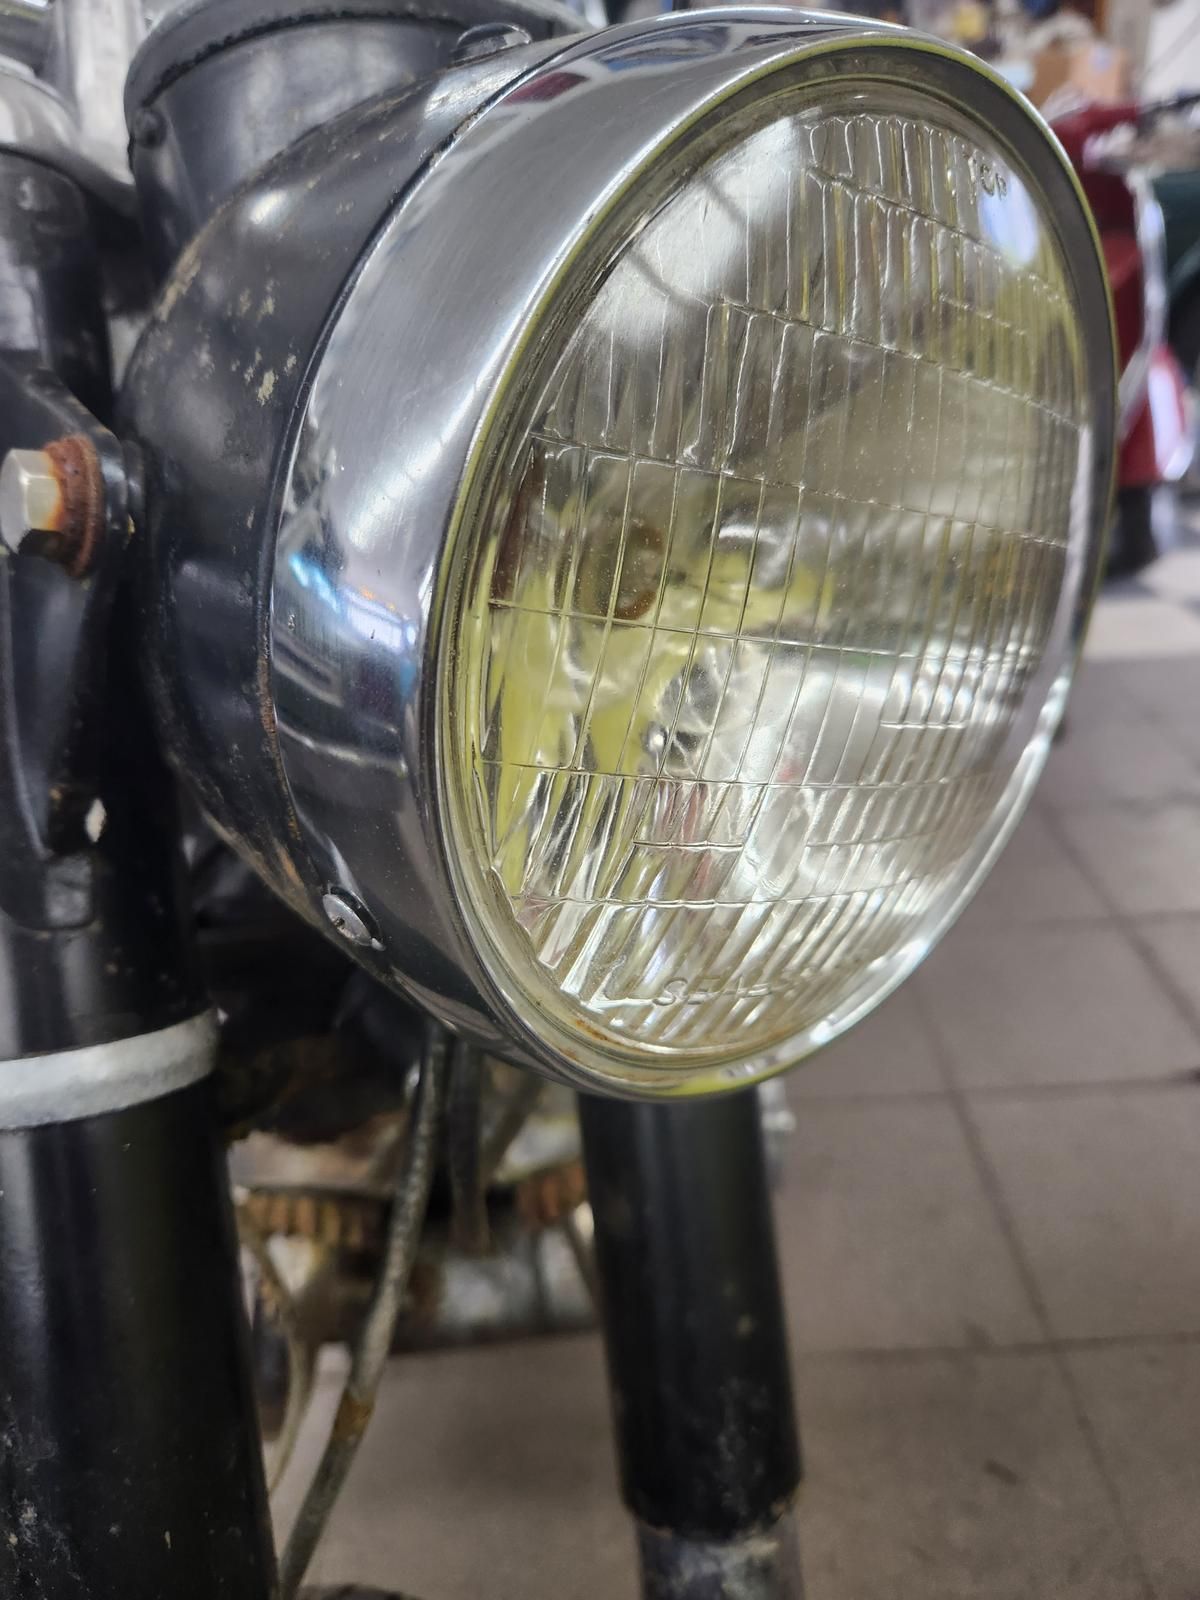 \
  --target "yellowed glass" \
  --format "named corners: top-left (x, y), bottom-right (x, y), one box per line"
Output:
top-left (446, 89), bottom-right (1091, 1076)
